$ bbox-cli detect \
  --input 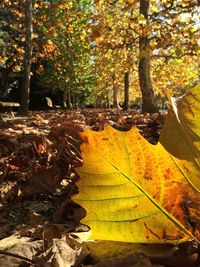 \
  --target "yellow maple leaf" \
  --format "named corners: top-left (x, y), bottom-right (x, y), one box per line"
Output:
top-left (73, 84), bottom-right (200, 244)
